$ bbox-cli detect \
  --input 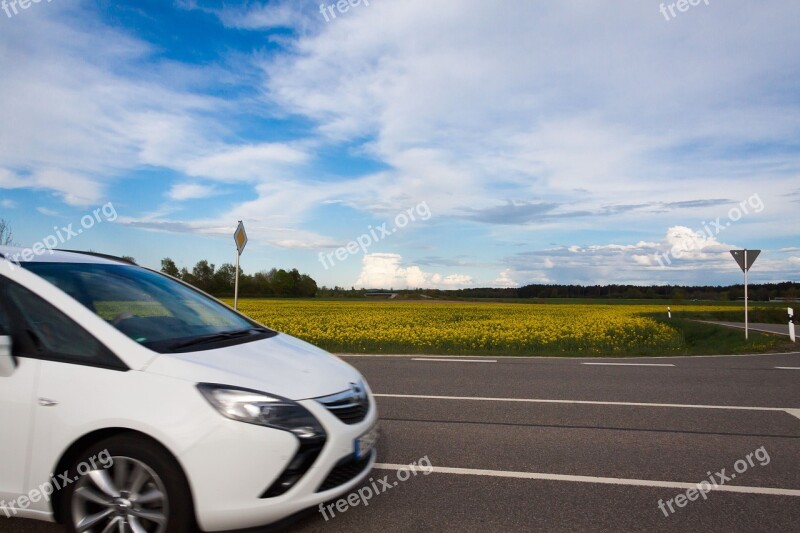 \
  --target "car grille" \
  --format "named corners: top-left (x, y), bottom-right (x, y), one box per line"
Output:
top-left (316, 453), bottom-right (373, 493)
top-left (315, 384), bottom-right (370, 425)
